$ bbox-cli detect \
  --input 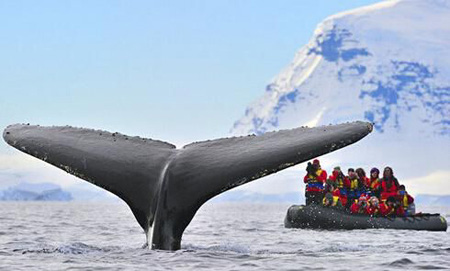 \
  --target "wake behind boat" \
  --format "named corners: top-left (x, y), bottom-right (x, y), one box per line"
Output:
top-left (284, 204), bottom-right (448, 231)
